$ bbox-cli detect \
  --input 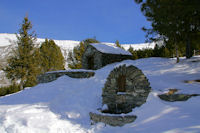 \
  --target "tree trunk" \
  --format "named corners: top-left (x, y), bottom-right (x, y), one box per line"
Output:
top-left (20, 80), bottom-right (24, 90)
top-left (186, 37), bottom-right (192, 58)
top-left (176, 45), bottom-right (180, 63)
